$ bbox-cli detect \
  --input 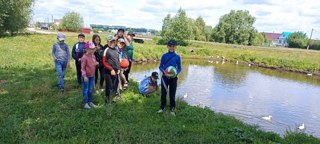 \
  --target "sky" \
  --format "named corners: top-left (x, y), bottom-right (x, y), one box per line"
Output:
top-left (32, 0), bottom-right (320, 39)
